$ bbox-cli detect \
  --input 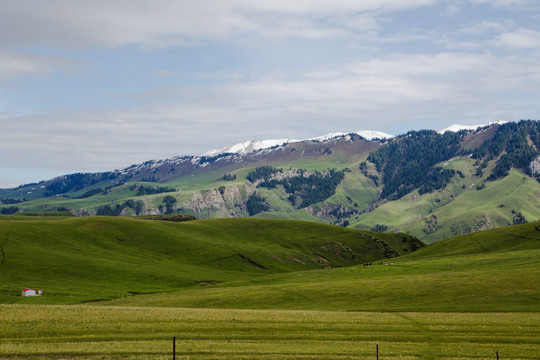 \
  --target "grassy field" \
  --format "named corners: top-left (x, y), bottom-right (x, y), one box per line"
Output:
top-left (2, 305), bottom-right (538, 359)
top-left (1, 218), bottom-right (539, 359)
top-left (0, 217), bottom-right (419, 304)
top-left (104, 247), bottom-right (540, 312)
top-left (97, 221), bottom-right (539, 312)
